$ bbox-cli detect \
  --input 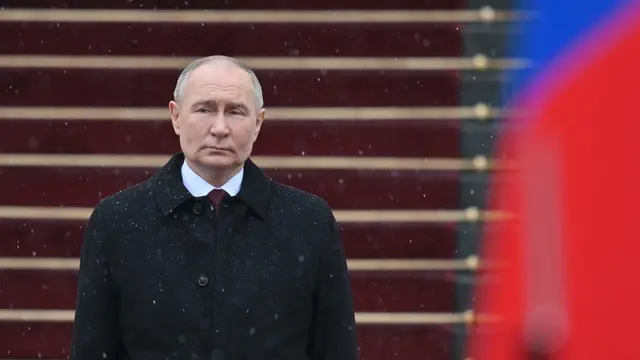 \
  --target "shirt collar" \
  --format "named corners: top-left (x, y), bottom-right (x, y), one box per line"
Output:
top-left (153, 153), bottom-right (270, 220)
top-left (181, 160), bottom-right (243, 197)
